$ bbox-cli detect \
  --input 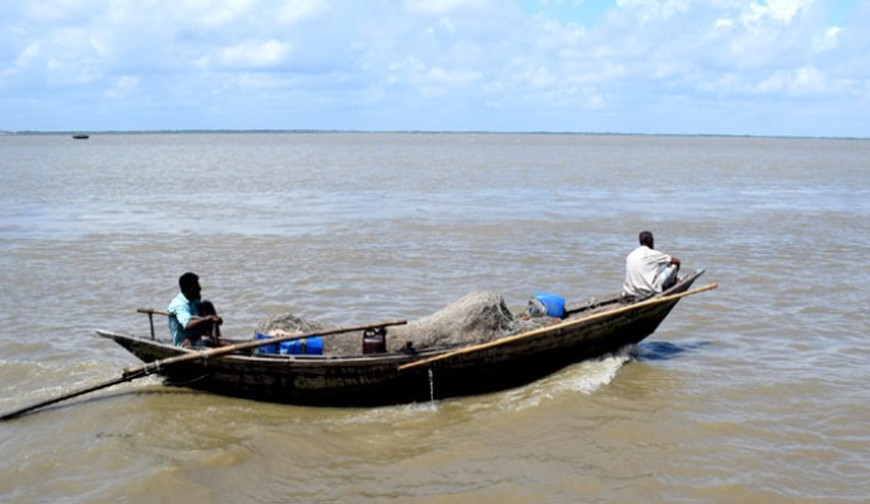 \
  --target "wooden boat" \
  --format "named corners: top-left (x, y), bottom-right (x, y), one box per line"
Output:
top-left (72, 134), bottom-right (89, 139)
top-left (97, 269), bottom-right (712, 407)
